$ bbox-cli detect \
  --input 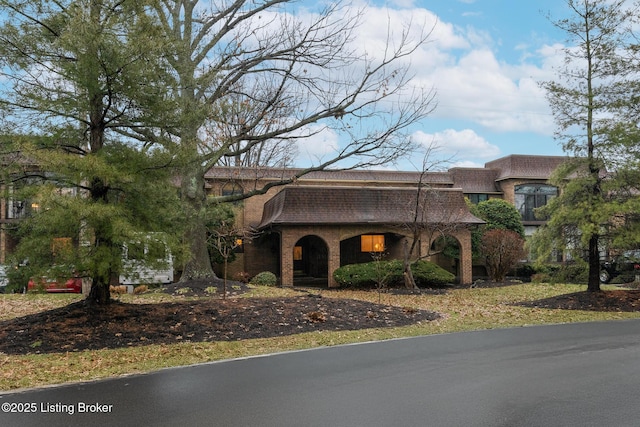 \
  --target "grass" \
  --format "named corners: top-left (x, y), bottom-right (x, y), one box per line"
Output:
top-left (1, 283), bottom-right (639, 391)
